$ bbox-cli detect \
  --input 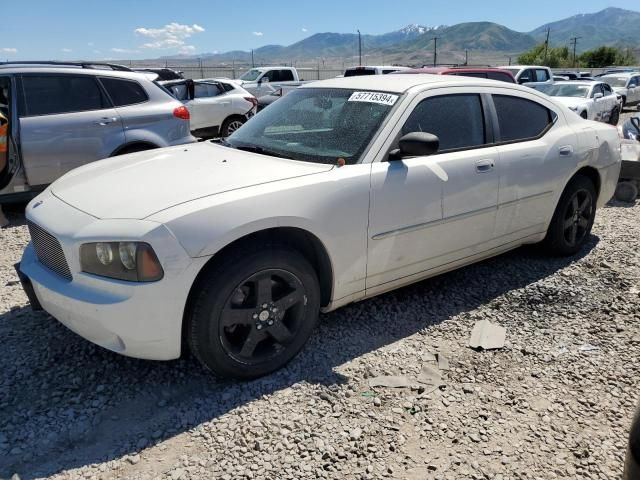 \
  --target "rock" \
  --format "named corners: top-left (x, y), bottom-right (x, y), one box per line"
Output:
top-left (373, 397), bottom-right (382, 407)
top-left (127, 454), bottom-right (141, 465)
top-left (417, 364), bottom-right (443, 387)
top-left (368, 375), bottom-right (411, 389)
top-left (468, 319), bottom-right (506, 350)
